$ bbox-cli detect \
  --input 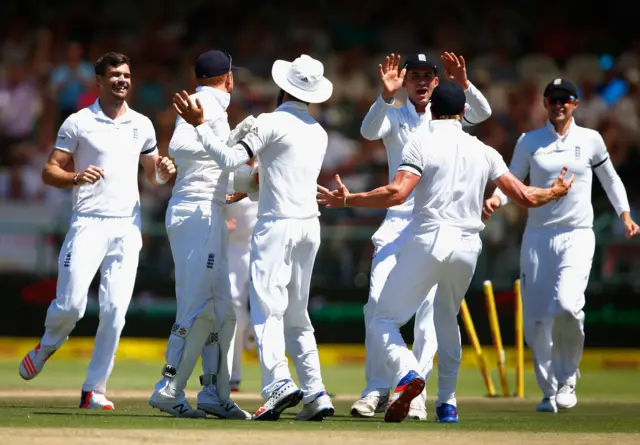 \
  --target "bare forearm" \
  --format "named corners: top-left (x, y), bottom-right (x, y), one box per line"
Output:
top-left (518, 185), bottom-right (557, 208)
top-left (42, 164), bottom-right (75, 188)
top-left (346, 184), bottom-right (405, 208)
